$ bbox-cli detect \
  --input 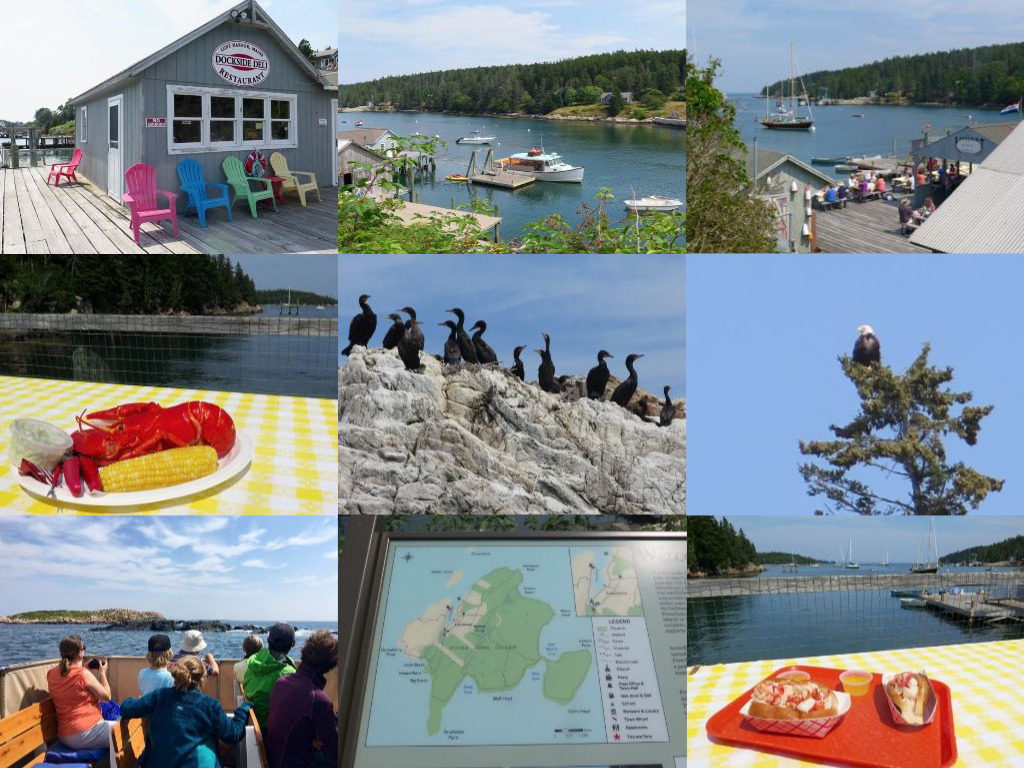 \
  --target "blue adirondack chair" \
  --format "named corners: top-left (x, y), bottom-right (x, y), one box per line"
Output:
top-left (176, 159), bottom-right (232, 227)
